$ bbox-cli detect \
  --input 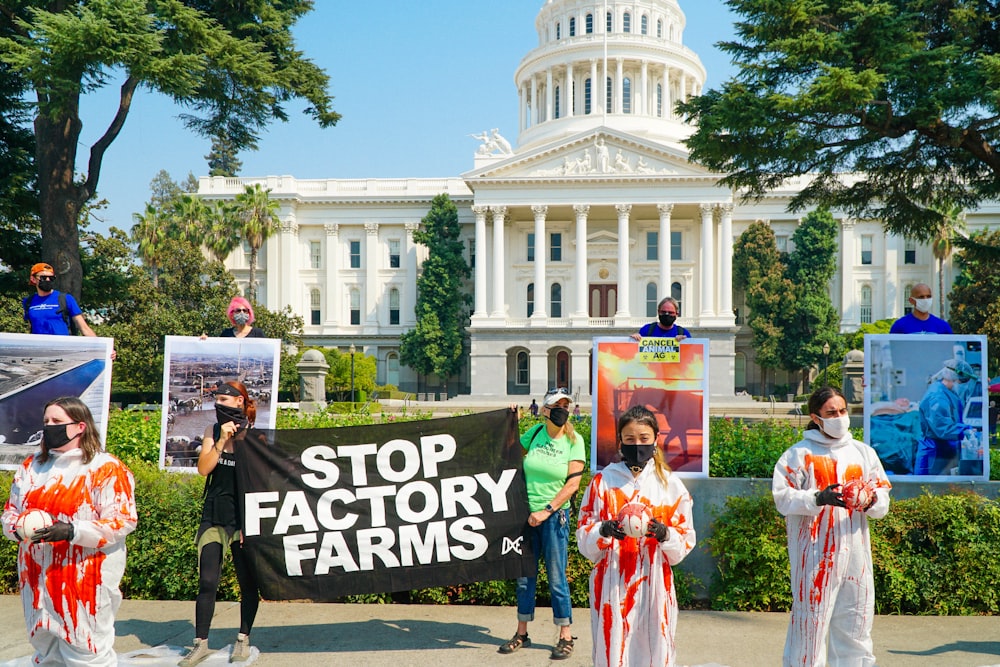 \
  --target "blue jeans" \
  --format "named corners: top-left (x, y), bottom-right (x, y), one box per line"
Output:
top-left (516, 508), bottom-right (572, 626)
